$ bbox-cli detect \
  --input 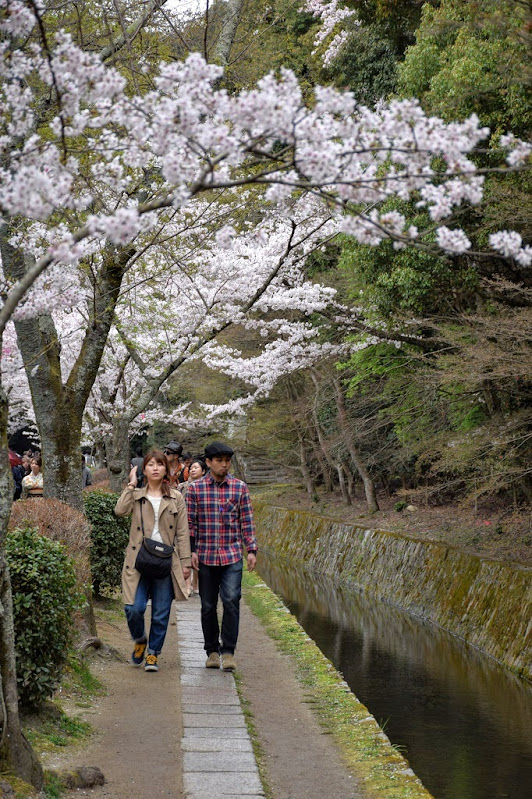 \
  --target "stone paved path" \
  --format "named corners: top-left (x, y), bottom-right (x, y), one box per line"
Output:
top-left (176, 598), bottom-right (264, 799)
